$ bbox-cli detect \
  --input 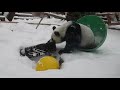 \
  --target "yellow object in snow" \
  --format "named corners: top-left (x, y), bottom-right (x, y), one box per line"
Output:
top-left (35, 56), bottom-right (59, 71)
